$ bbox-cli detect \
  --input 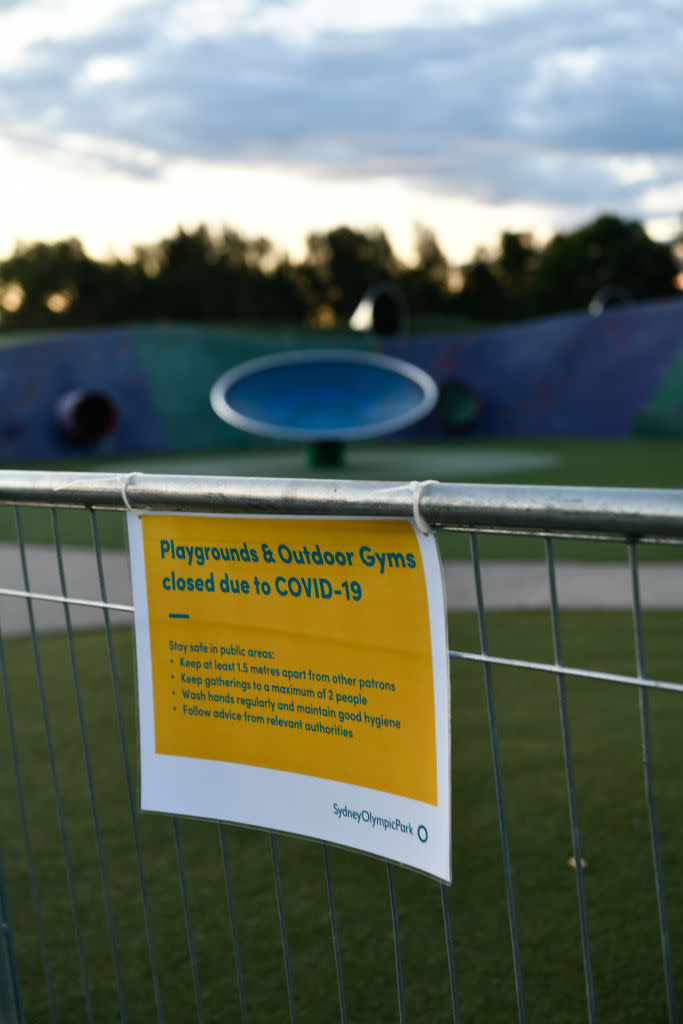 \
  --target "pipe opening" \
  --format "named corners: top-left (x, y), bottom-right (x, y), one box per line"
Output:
top-left (55, 390), bottom-right (119, 446)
